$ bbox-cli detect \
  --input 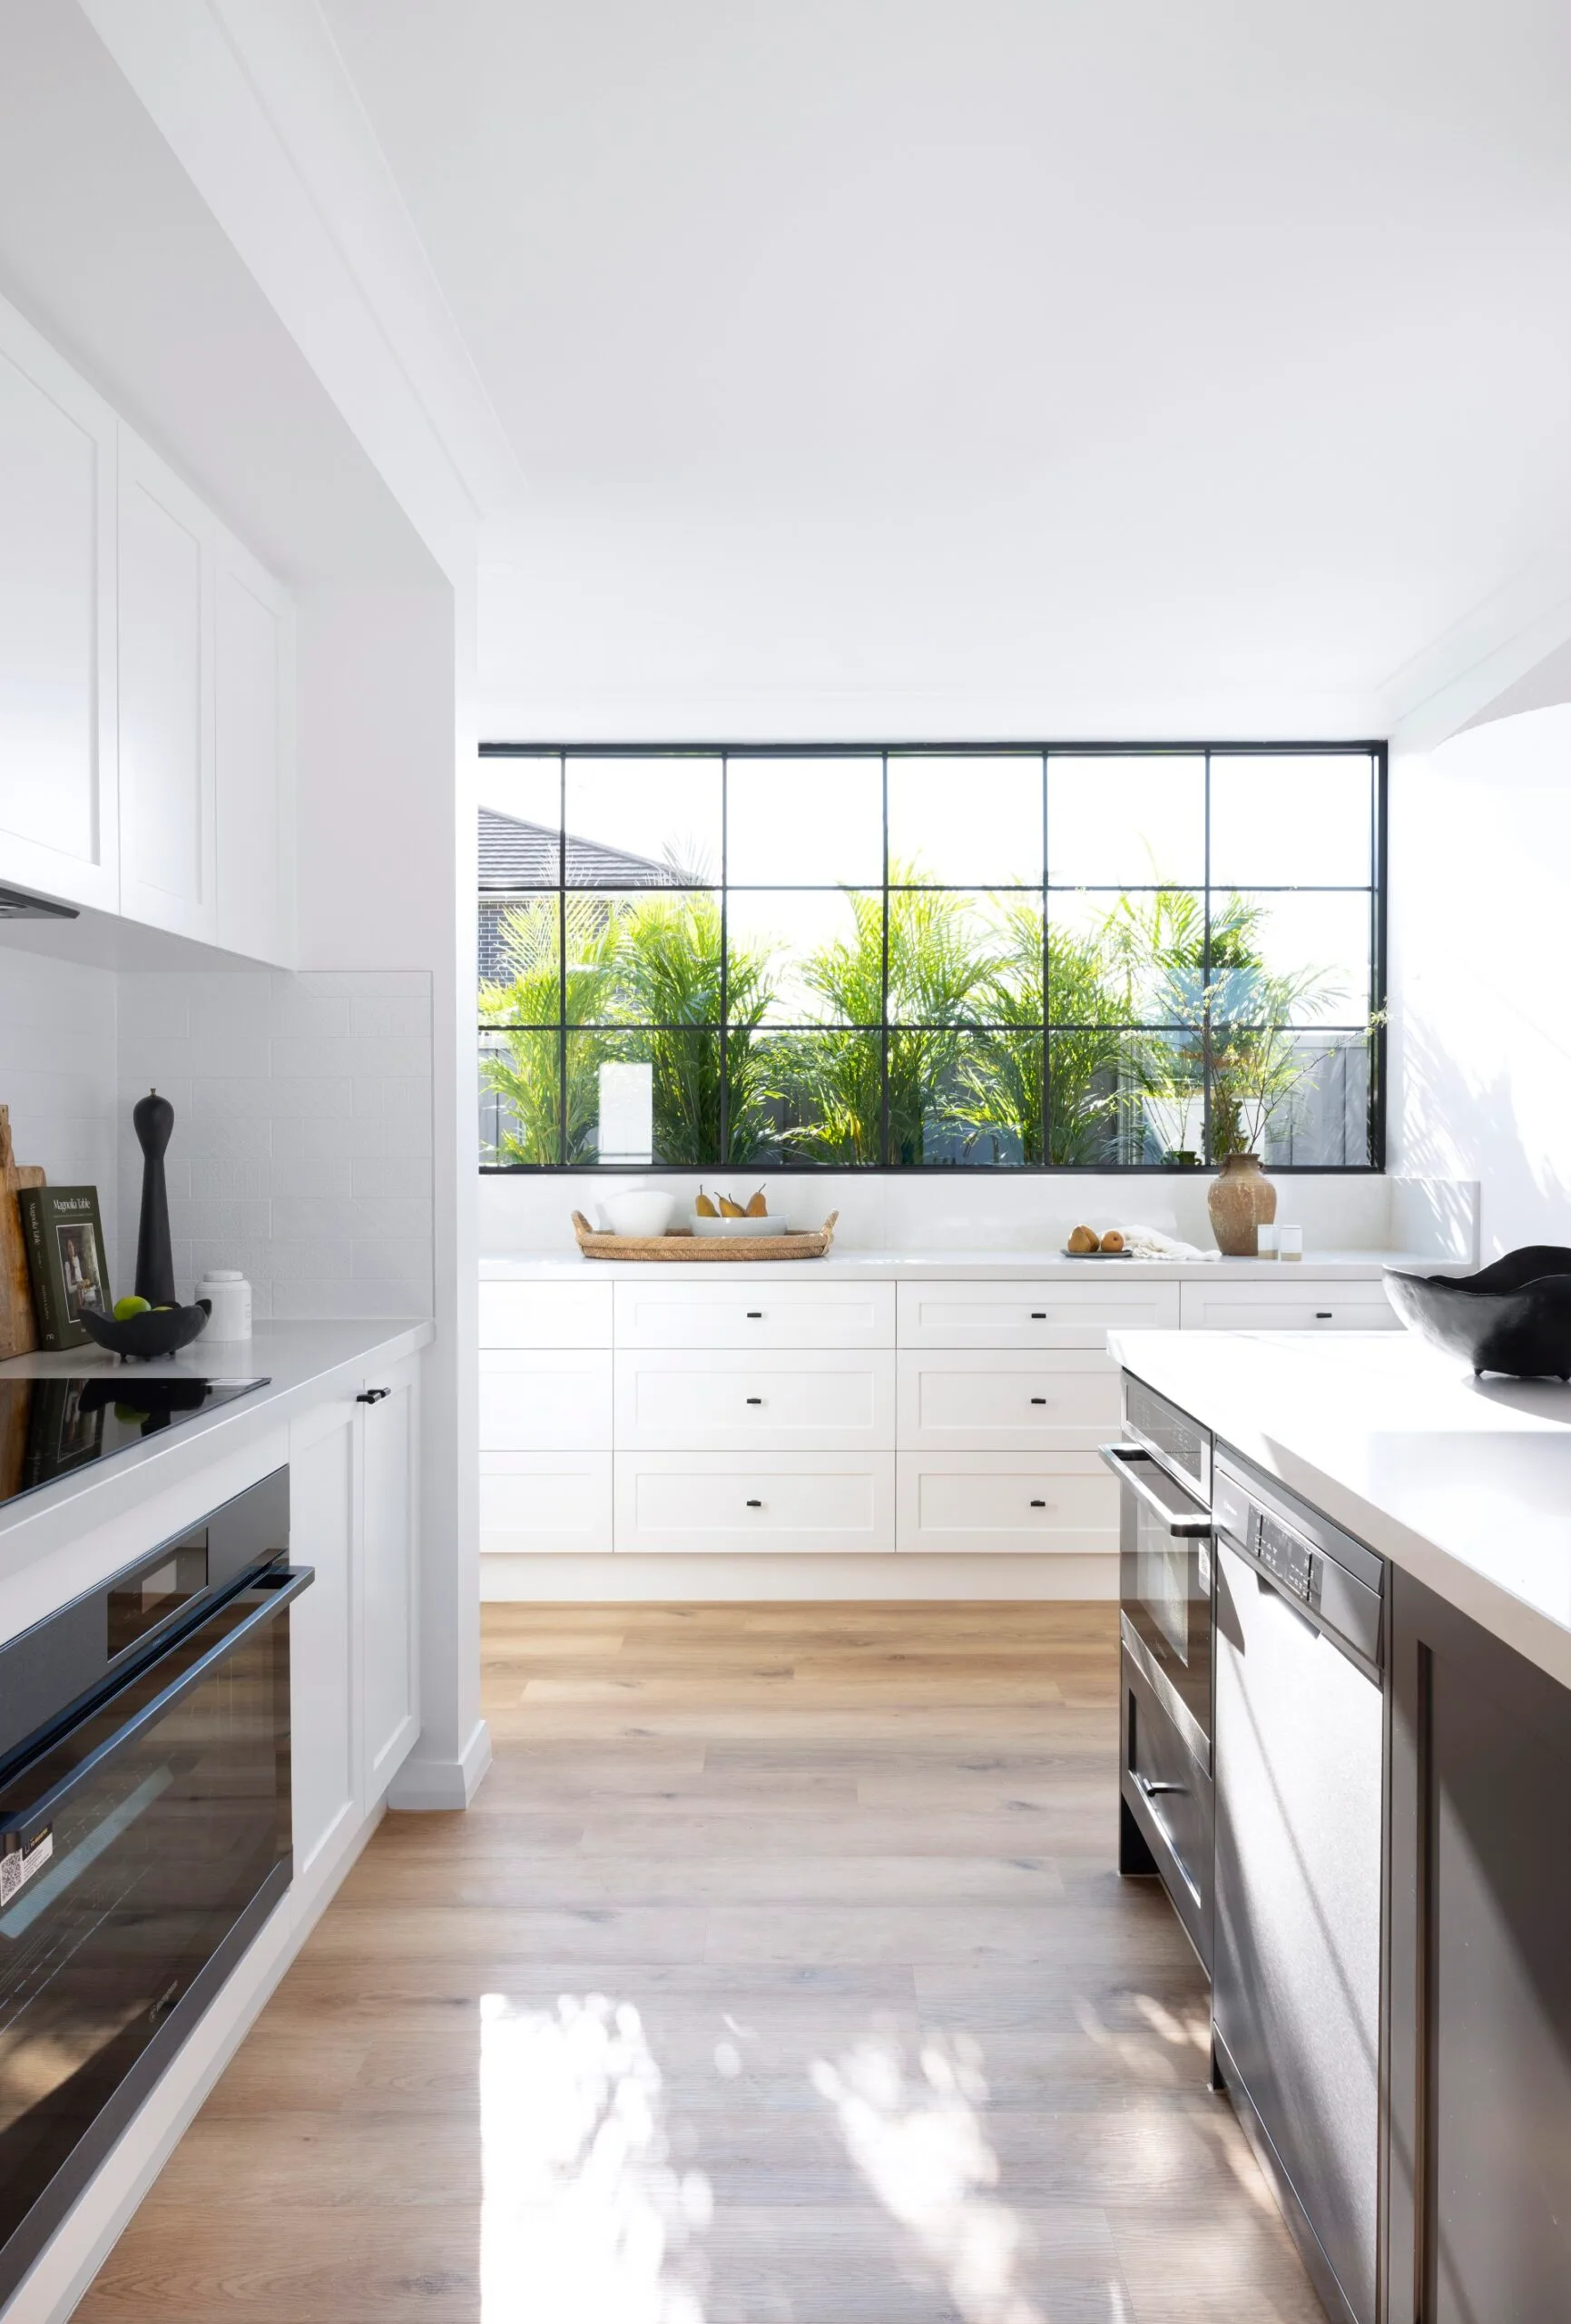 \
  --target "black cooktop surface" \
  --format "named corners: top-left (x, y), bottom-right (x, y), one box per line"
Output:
top-left (0, 1376), bottom-right (269, 1509)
